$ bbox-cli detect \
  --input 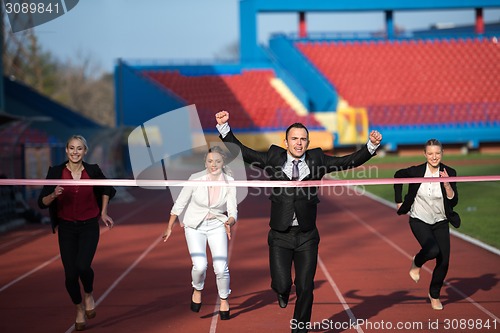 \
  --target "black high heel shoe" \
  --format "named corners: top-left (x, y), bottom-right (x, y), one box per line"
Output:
top-left (219, 310), bottom-right (230, 320)
top-left (190, 289), bottom-right (202, 313)
top-left (219, 298), bottom-right (230, 320)
top-left (191, 300), bottom-right (202, 313)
